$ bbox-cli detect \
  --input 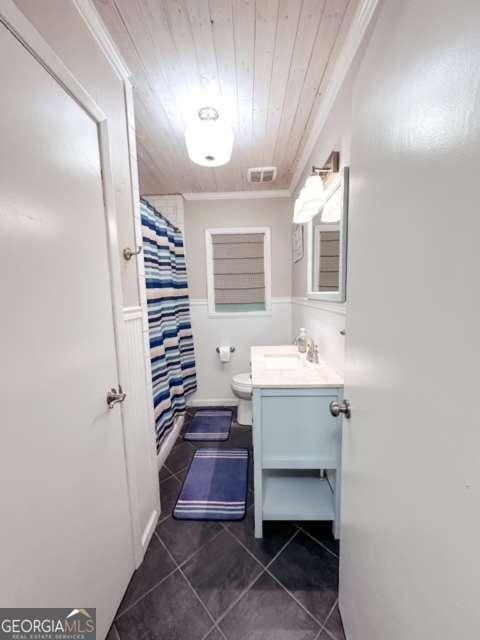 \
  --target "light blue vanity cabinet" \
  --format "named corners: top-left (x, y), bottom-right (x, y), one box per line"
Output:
top-left (252, 385), bottom-right (343, 539)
